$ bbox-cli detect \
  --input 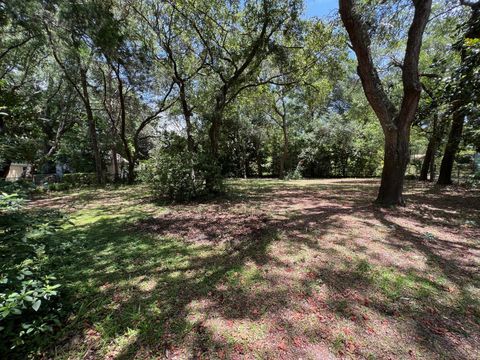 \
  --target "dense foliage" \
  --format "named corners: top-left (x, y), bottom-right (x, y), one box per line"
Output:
top-left (140, 135), bottom-right (223, 201)
top-left (1, 0), bottom-right (478, 202)
top-left (0, 181), bottom-right (66, 356)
